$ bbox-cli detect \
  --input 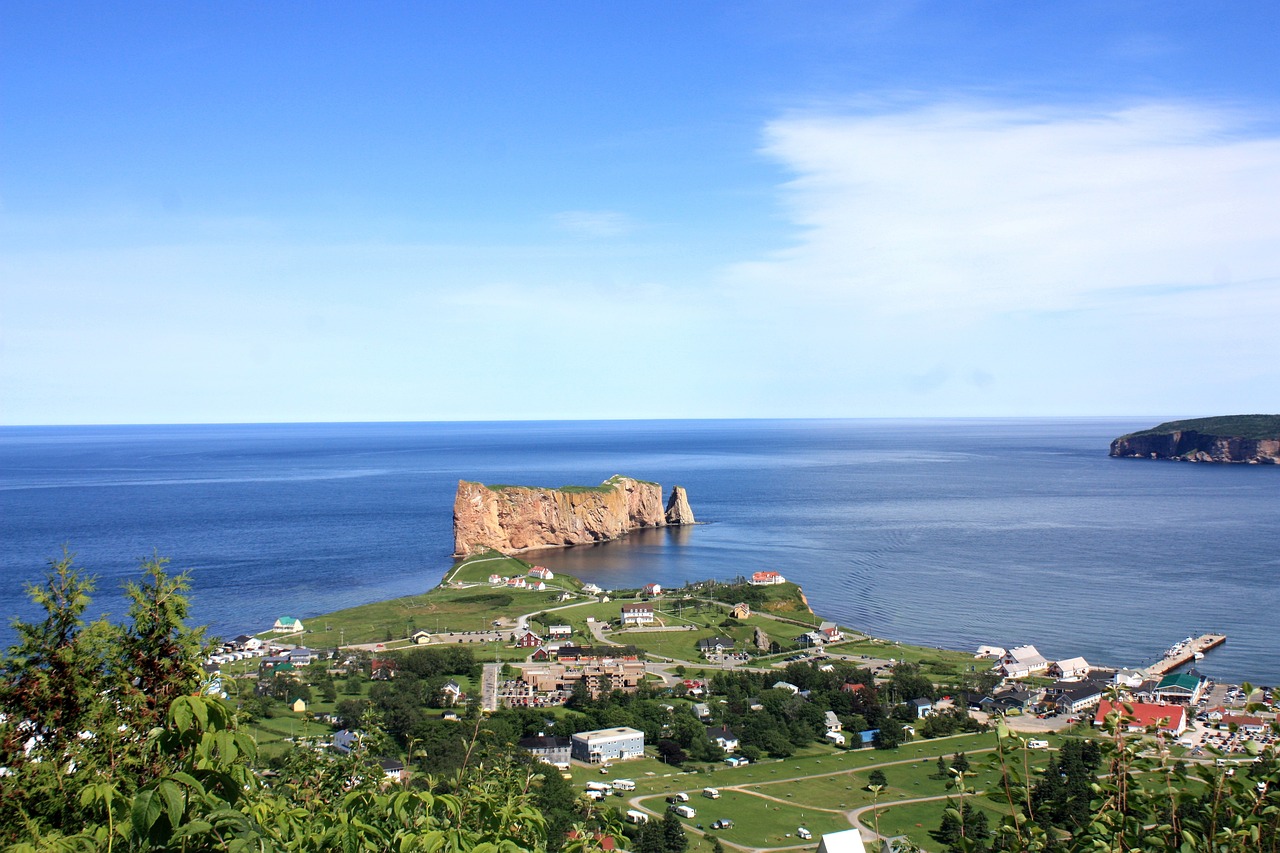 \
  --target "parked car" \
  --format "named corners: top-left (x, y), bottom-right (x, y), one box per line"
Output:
top-left (711, 819), bottom-right (734, 830)
top-left (797, 828), bottom-right (812, 840)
